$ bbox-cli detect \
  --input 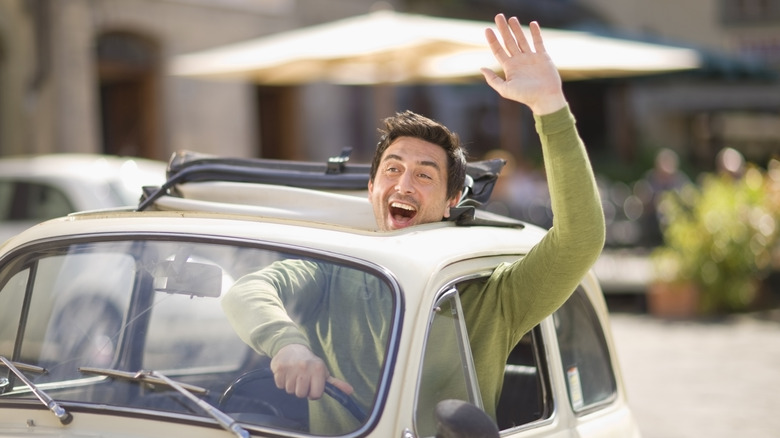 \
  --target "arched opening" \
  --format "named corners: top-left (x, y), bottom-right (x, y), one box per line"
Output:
top-left (95, 31), bottom-right (161, 159)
